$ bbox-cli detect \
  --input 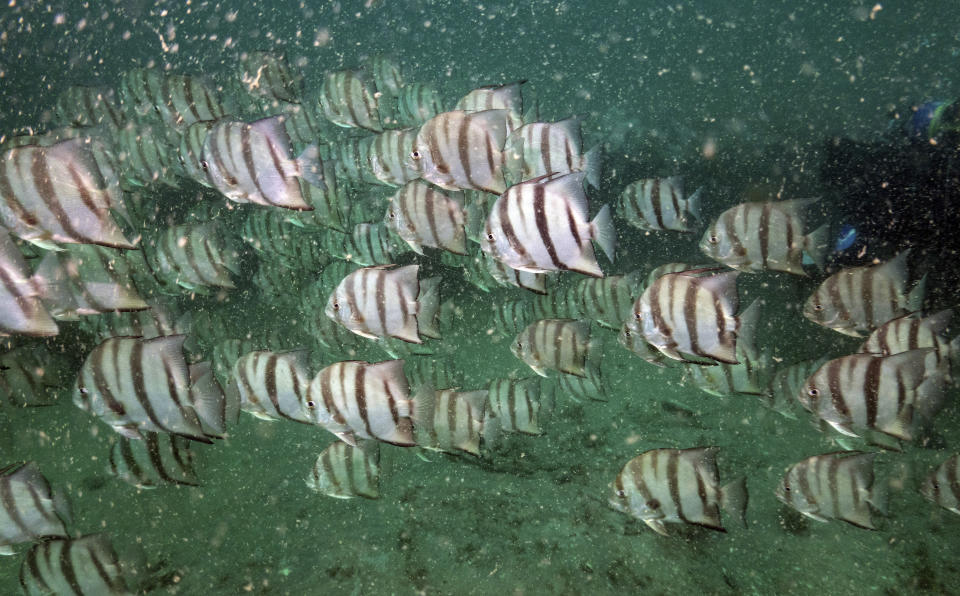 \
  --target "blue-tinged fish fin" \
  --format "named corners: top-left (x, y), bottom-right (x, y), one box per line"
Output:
top-left (0, 545), bottom-right (17, 556)
top-left (411, 382), bottom-right (436, 433)
top-left (907, 273), bottom-right (927, 312)
top-left (590, 203), bottom-right (616, 264)
top-left (582, 145), bottom-right (603, 190)
top-left (296, 144), bottom-right (327, 190)
top-left (685, 186), bottom-right (704, 222)
top-left (335, 431), bottom-right (358, 447)
top-left (735, 298), bottom-right (762, 361)
top-left (827, 419), bottom-right (861, 438)
top-left (800, 511), bottom-right (830, 523)
top-left (804, 223), bottom-right (831, 271)
top-left (644, 519), bottom-right (670, 536)
top-left (719, 476), bottom-right (749, 529)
